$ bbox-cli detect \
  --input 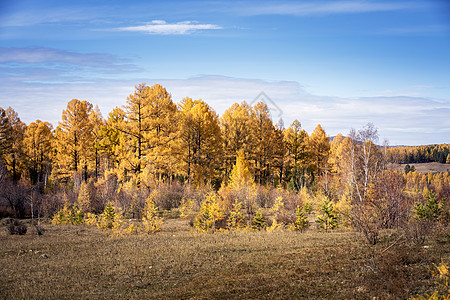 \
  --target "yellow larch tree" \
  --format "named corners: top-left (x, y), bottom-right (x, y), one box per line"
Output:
top-left (250, 101), bottom-right (277, 184)
top-left (23, 120), bottom-right (53, 185)
top-left (119, 83), bottom-right (180, 186)
top-left (309, 124), bottom-right (330, 183)
top-left (53, 99), bottom-right (96, 183)
top-left (219, 101), bottom-right (254, 179)
top-left (179, 97), bottom-right (223, 186)
top-left (284, 120), bottom-right (310, 190)
top-left (0, 107), bottom-right (27, 181)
